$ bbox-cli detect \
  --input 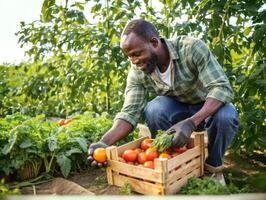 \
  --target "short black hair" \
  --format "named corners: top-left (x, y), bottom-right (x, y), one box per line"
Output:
top-left (122, 19), bottom-right (159, 41)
